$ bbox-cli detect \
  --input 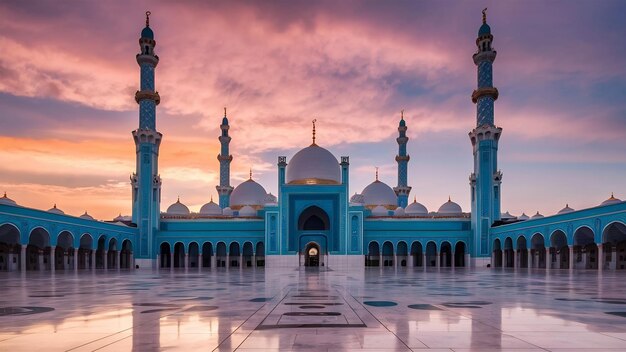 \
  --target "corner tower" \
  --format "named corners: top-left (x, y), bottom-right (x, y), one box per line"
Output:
top-left (131, 11), bottom-right (162, 265)
top-left (469, 9), bottom-right (502, 264)
top-left (393, 110), bottom-right (411, 208)
top-left (216, 108), bottom-right (234, 208)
